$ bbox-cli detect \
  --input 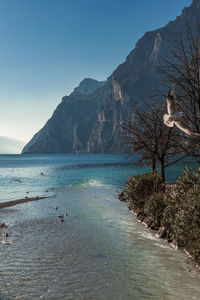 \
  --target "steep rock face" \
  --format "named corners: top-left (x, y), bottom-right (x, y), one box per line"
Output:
top-left (22, 0), bottom-right (199, 154)
top-left (113, 0), bottom-right (200, 100)
top-left (86, 78), bottom-right (131, 153)
top-left (23, 79), bottom-right (112, 154)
